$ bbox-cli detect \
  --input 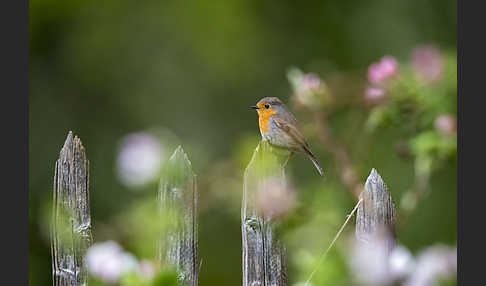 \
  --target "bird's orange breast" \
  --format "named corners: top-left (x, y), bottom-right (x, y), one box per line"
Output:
top-left (257, 108), bottom-right (277, 134)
